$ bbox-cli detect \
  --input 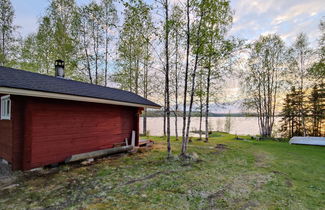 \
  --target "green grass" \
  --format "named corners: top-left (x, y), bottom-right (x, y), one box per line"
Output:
top-left (0, 132), bottom-right (324, 209)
